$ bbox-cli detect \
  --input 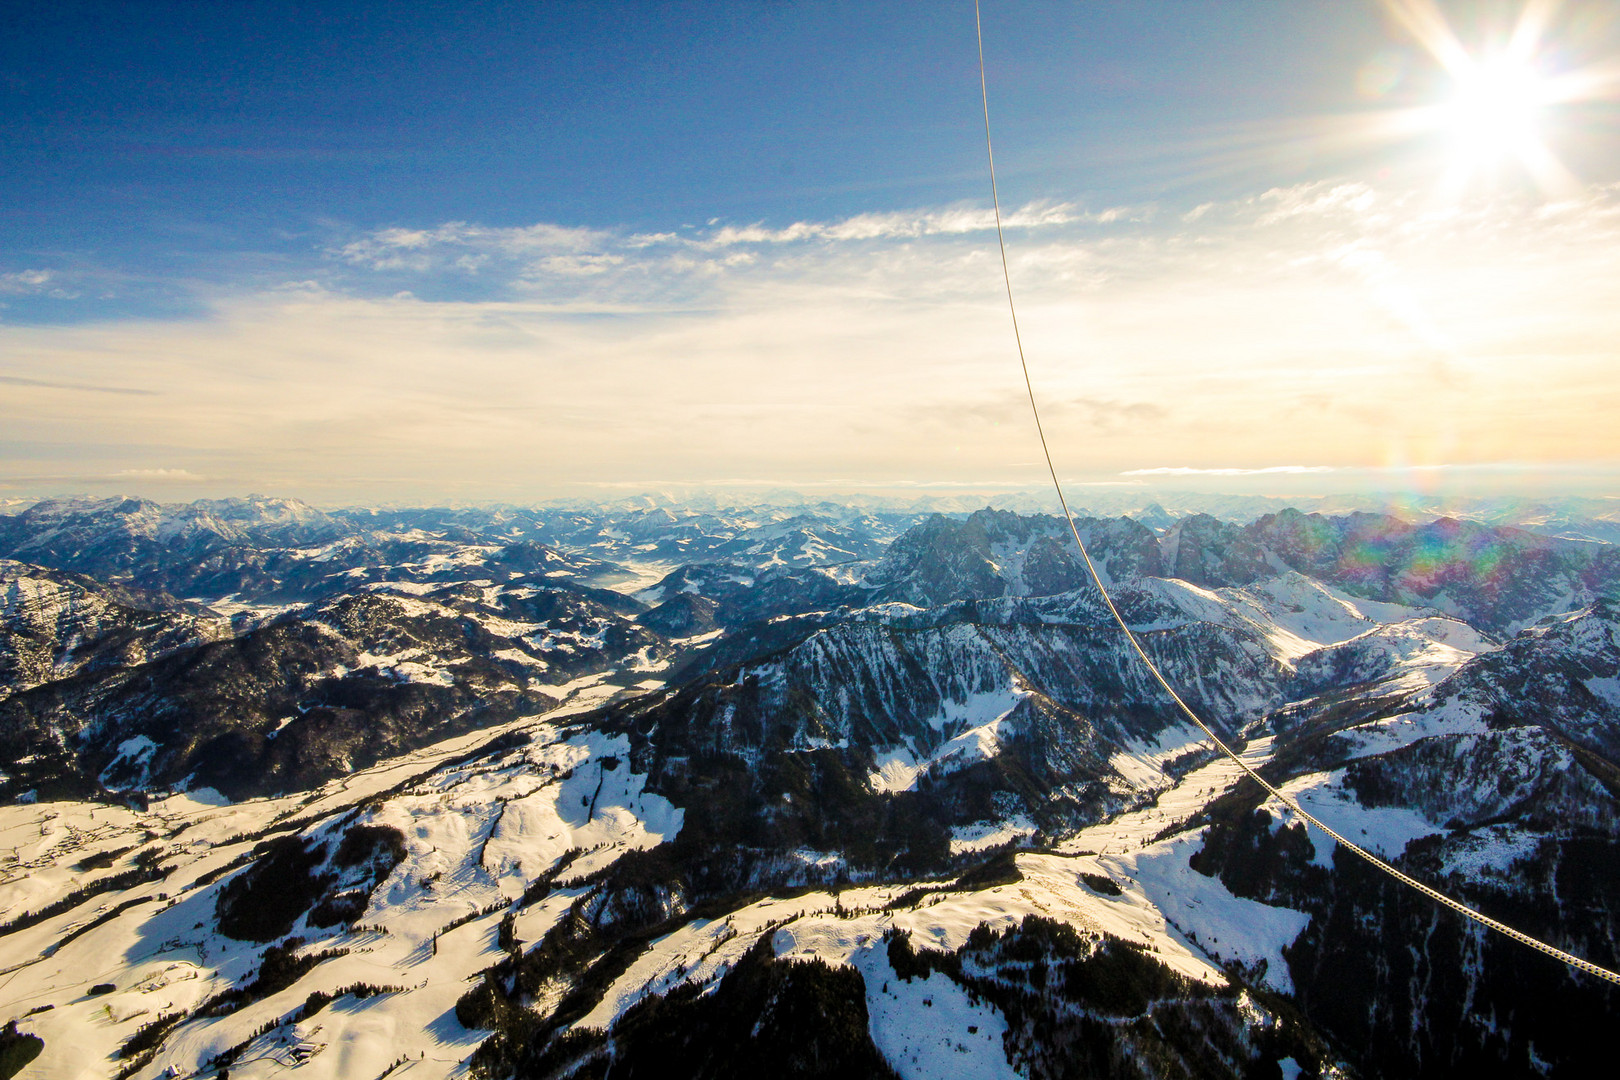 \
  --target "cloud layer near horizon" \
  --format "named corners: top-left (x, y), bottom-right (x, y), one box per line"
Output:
top-left (3, 181), bottom-right (1618, 502)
